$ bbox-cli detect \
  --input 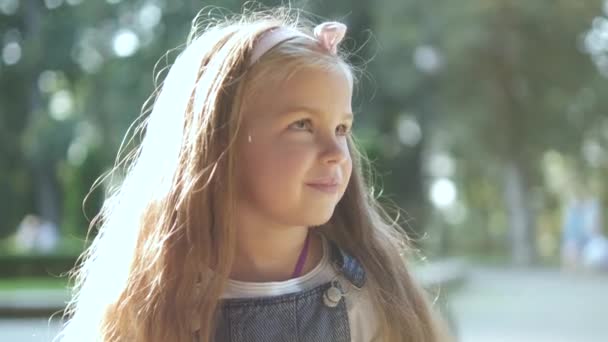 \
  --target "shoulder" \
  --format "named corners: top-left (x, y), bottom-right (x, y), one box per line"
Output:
top-left (342, 281), bottom-right (381, 342)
